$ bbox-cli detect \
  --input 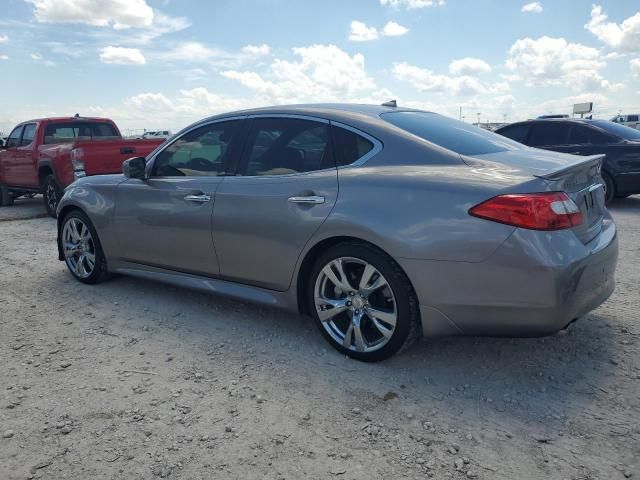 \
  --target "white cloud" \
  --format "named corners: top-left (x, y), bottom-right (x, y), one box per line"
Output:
top-left (382, 21), bottom-right (409, 36)
top-left (506, 36), bottom-right (622, 92)
top-left (585, 5), bottom-right (640, 53)
top-left (222, 44), bottom-right (376, 103)
top-left (30, 52), bottom-right (43, 60)
top-left (99, 46), bottom-right (146, 65)
top-left (26, 0), bottom-right (154, 29)
top-left (241, 44), bottom-right (270, 56)
top-left (0, 54), bottom-right (8, 60)
top-left (380, 0), bottom-right (445, 9)
top-left (0, 34), bottom-right (8, 43)
top-left (161, 41), bottom-right (230, 62)
top-left (392, 62), bottom-right (486, 96)
top-left (631, 58), bottom-right (640, 79)
top-left (348, 21), bottom-right (378, 42)
top-left (449, 58), bottom-right (491, 76)
top-left (521, 2), bottom-right (542, 14)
